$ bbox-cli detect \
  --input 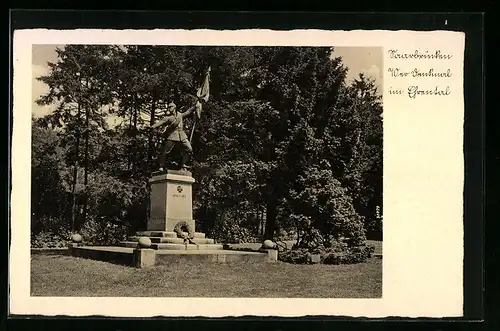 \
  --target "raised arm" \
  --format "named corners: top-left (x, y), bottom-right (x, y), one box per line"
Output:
top-left (151, 117), bottom-right (169, 129)
top-left (180, 105), bottom-right (196, 118)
